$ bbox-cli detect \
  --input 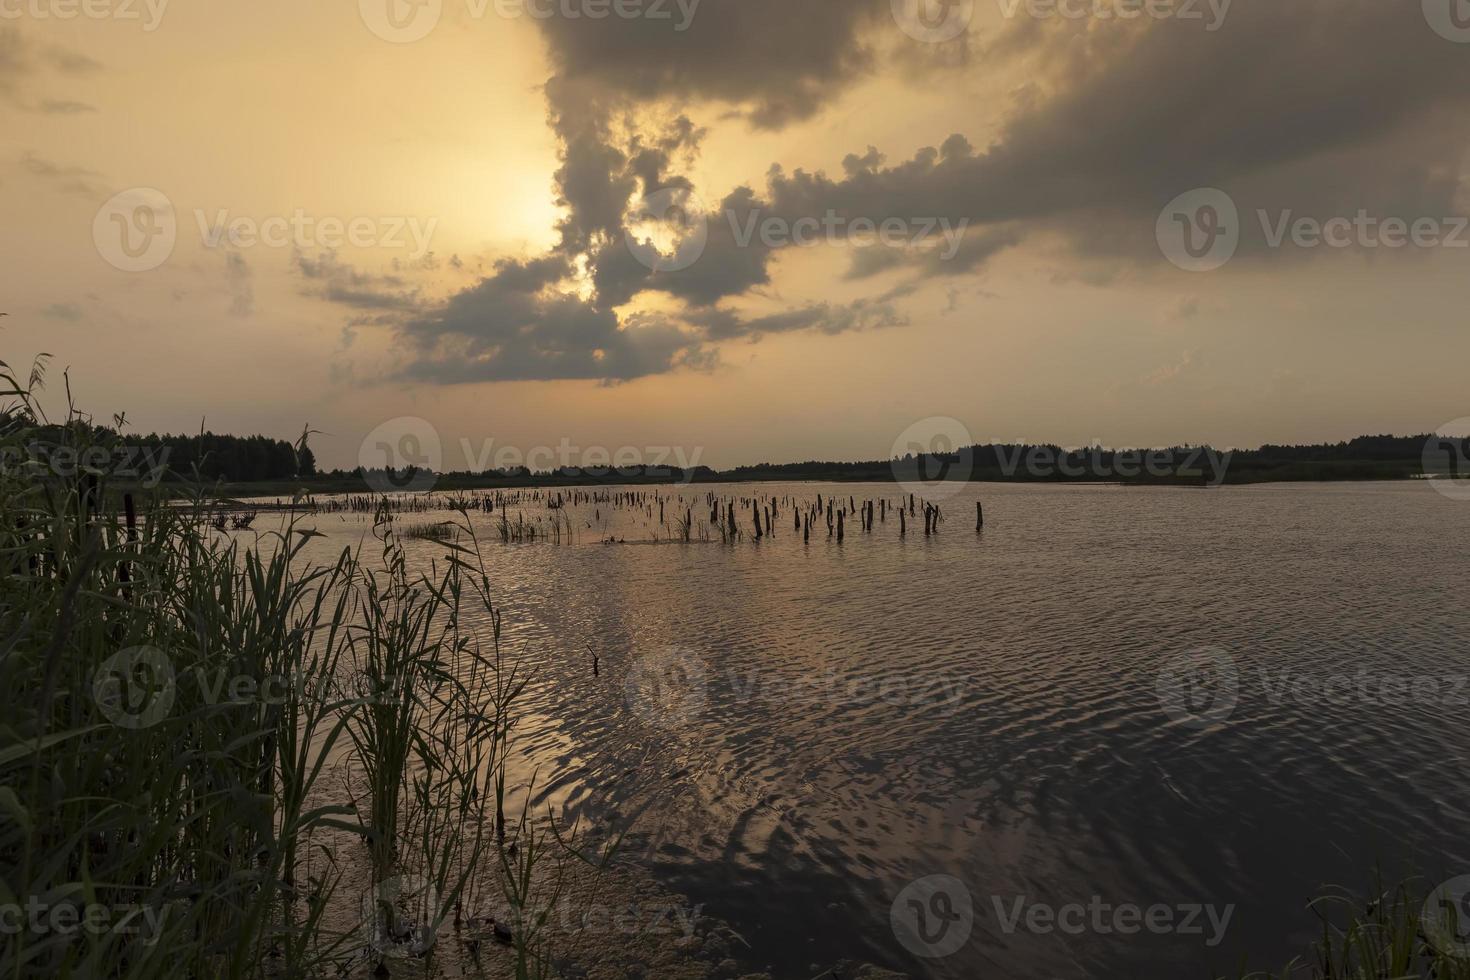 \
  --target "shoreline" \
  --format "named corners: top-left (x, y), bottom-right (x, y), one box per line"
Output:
top-left (144, 472), bottom-right (1460, 504)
